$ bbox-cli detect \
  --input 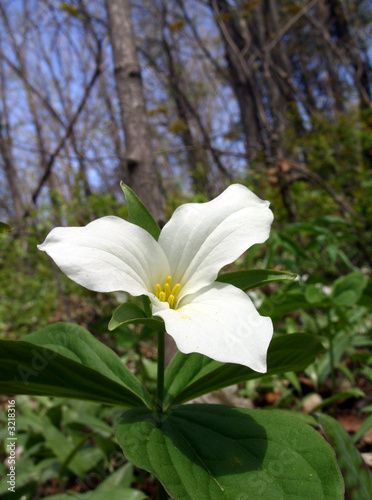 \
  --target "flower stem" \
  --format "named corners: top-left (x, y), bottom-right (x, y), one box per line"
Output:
top-left (156, 330), bottom-right (165, 415)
